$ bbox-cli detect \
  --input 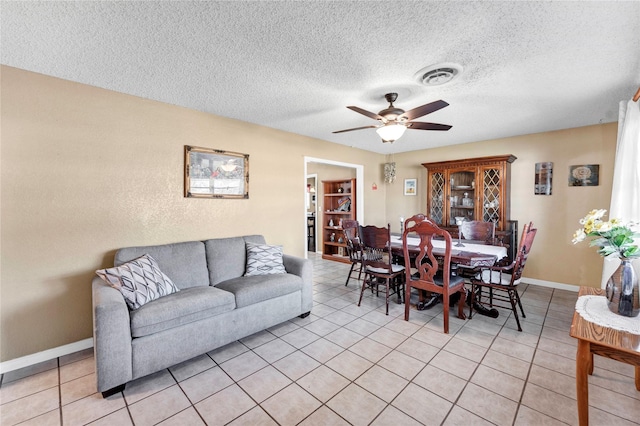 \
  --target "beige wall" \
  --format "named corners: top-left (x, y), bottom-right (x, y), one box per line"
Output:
top-left (0, 66), bottom-right (385, 361)
top-left (386, 124), bottom-right (617, 287)
top-left (1, 65), bottom-right (617, 362)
